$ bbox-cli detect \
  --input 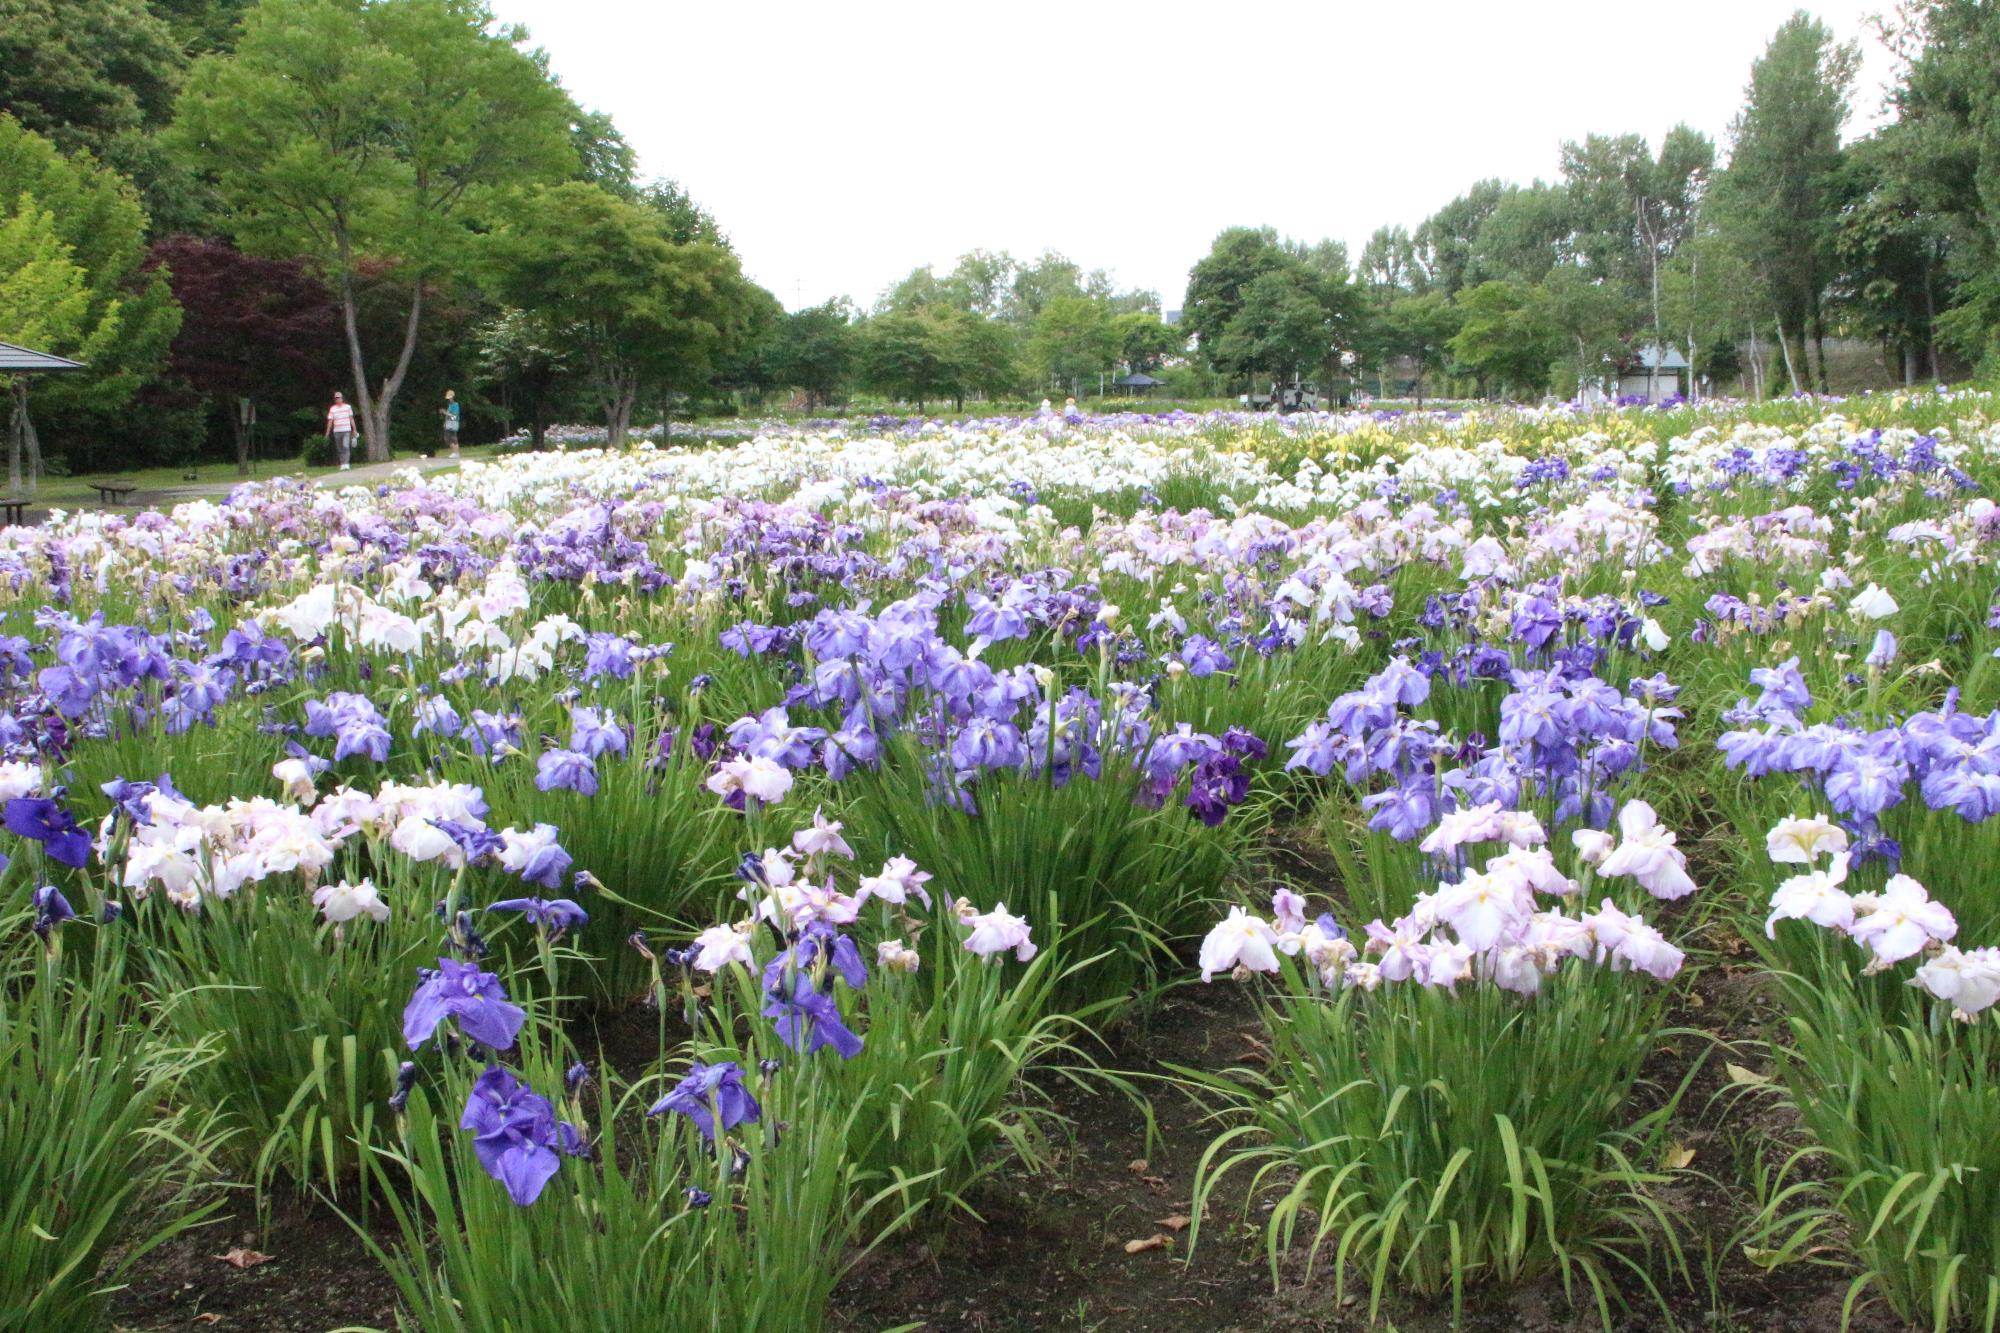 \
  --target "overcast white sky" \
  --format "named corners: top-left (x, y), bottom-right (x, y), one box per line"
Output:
top-left (496, 0), bottom-right (1898, 313)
